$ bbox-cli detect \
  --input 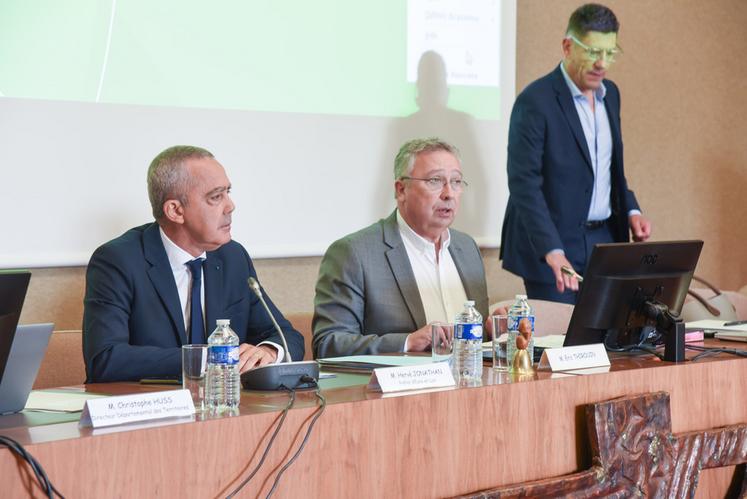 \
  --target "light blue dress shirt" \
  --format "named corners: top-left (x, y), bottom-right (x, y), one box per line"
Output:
top-left (549, 63), bottom-right (639, 256)
top-left (559, 62), bottom-right (613, 222)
